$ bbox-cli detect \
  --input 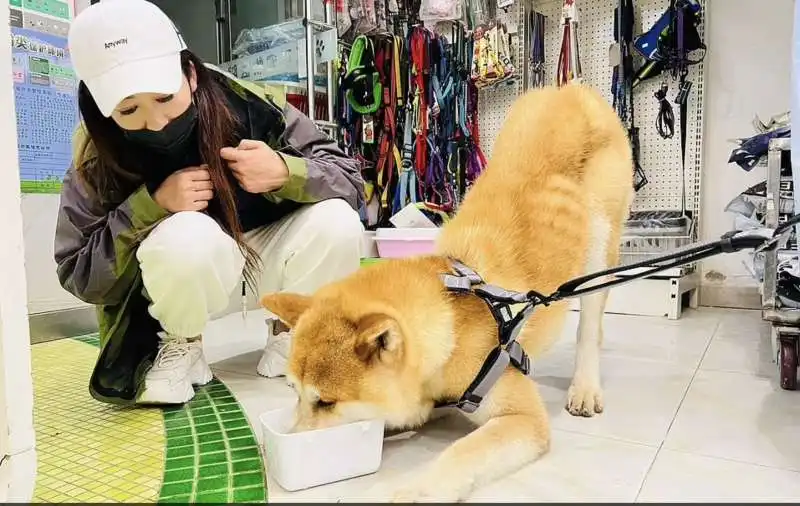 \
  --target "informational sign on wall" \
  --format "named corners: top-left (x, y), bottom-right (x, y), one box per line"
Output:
top-left (9, 0), bottom-right (77, 194)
